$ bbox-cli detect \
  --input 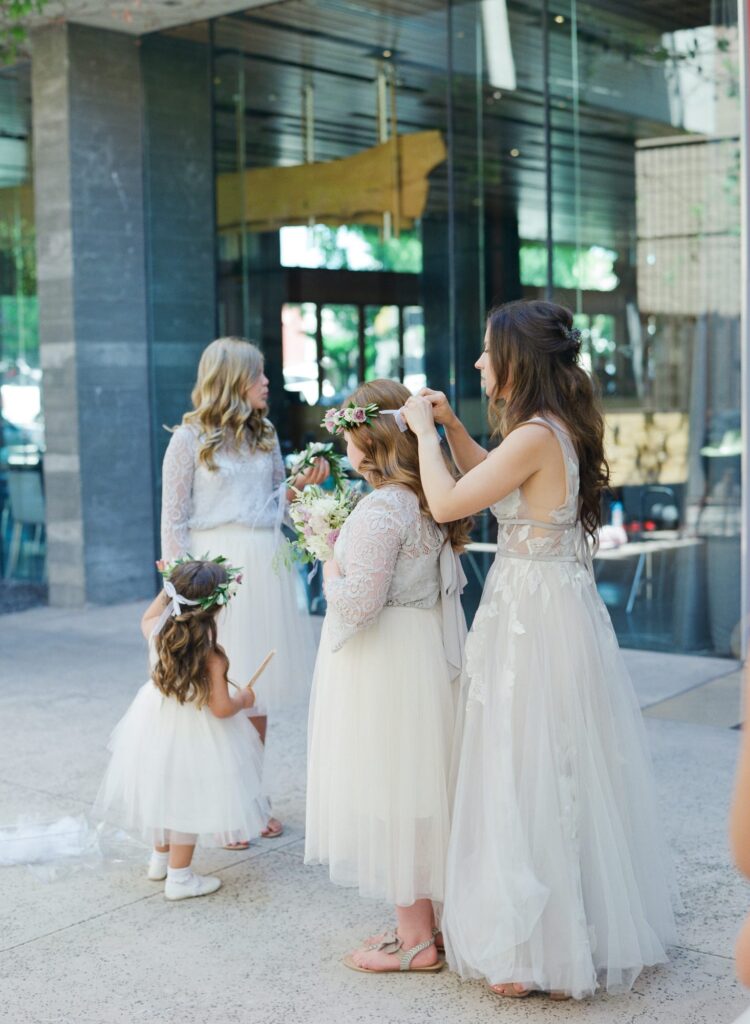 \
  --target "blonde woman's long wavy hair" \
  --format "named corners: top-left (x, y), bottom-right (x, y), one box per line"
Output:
top-left (152, 560), bottom-right (230, 708)
top-left (182, 337), bottom-right (276, 470)
top-left (342, 379), bottom-right (472, 551)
